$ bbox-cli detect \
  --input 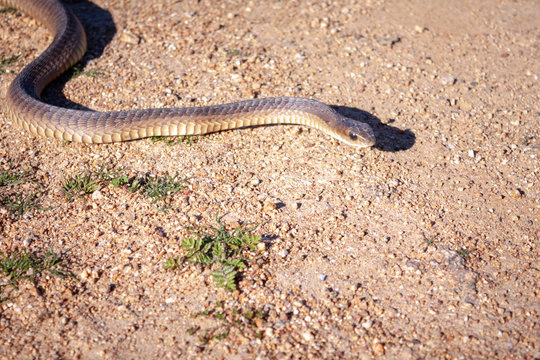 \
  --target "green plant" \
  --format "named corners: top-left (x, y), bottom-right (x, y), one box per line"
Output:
top-left (165, 217), bottom-right (260, 291)
top-left (62, 172), bottom-right (100, 201)
top-left (137, 173), bottom-right (186, 207)
top-left (0, 53), bottom-right (21, 74)
top-left (151, 135), bottom-right (199, 146)
top-left (456, 248), bottom-right (474, 260)
top-left (189, 301), bottom-right (266, 345)
top-left (1, 191), bottom-right (43, 218)
top-left (0, 7), bottom-right (17, 14)
top-left (0, 167), bottom-right (44, 218)
top-left (0, 168), bottom-right (30, 186)
top-left (71, 64), bottom-right (106, 79)
top-left (62, 166), bottom-right (186, 208)
top-left (0, 249), bottom-right (73, 302)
